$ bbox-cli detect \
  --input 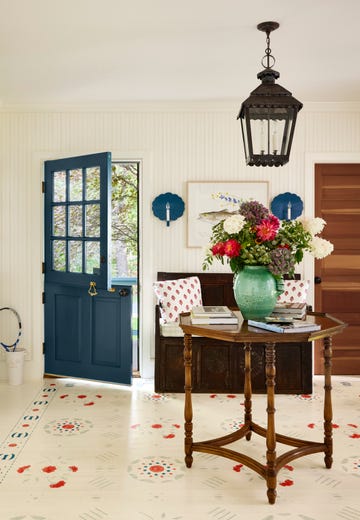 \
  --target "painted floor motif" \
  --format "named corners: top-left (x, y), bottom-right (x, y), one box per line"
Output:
top-left (0, 376), bottom-right (359, 519)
